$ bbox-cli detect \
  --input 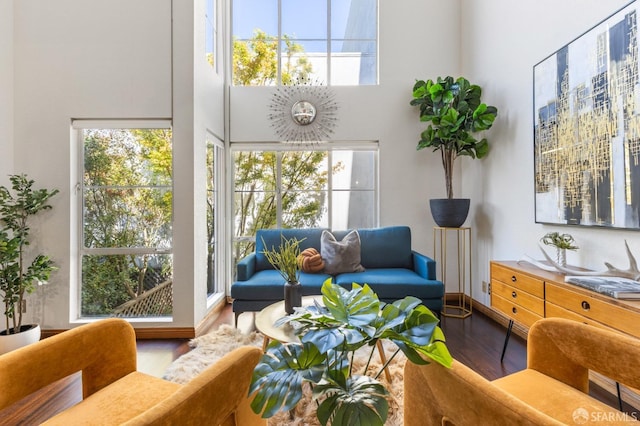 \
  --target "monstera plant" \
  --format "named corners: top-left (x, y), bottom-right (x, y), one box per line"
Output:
top-left (249, 279), bottom-right (452, 426)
